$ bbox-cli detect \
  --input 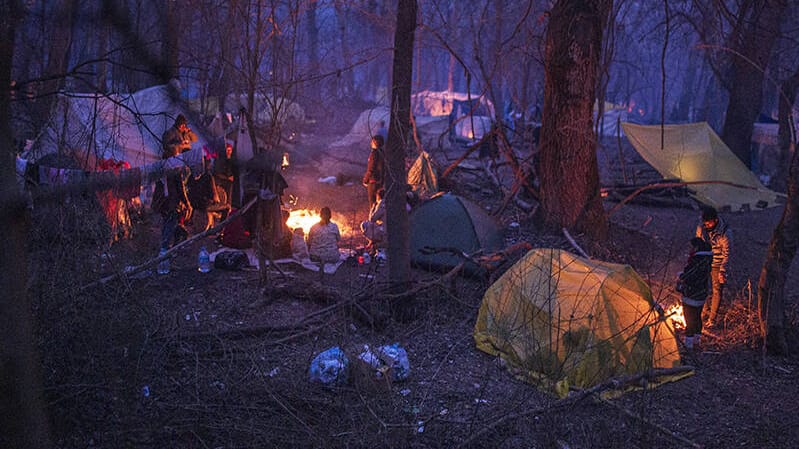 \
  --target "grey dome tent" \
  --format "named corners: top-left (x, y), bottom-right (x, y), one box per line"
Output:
top-left (410, 194), bottom-right (504, 275)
